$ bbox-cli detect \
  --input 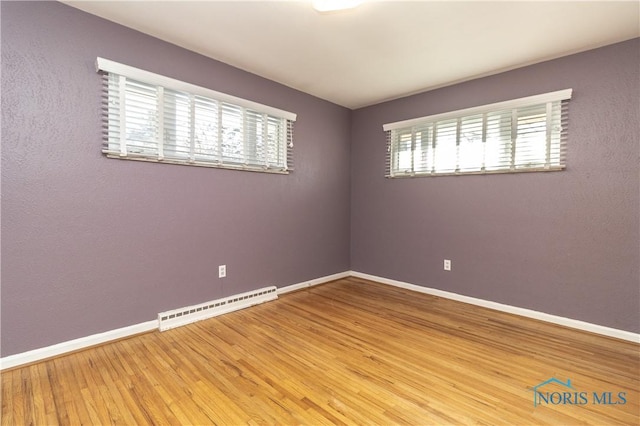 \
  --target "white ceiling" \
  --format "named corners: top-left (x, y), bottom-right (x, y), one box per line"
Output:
top-left (62, 1), bottom-right (640, 109)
